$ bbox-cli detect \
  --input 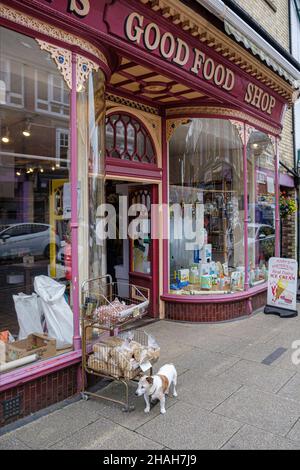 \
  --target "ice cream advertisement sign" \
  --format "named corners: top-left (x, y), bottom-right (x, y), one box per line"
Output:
top-left (265, 257), bottom-right (298, 317)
